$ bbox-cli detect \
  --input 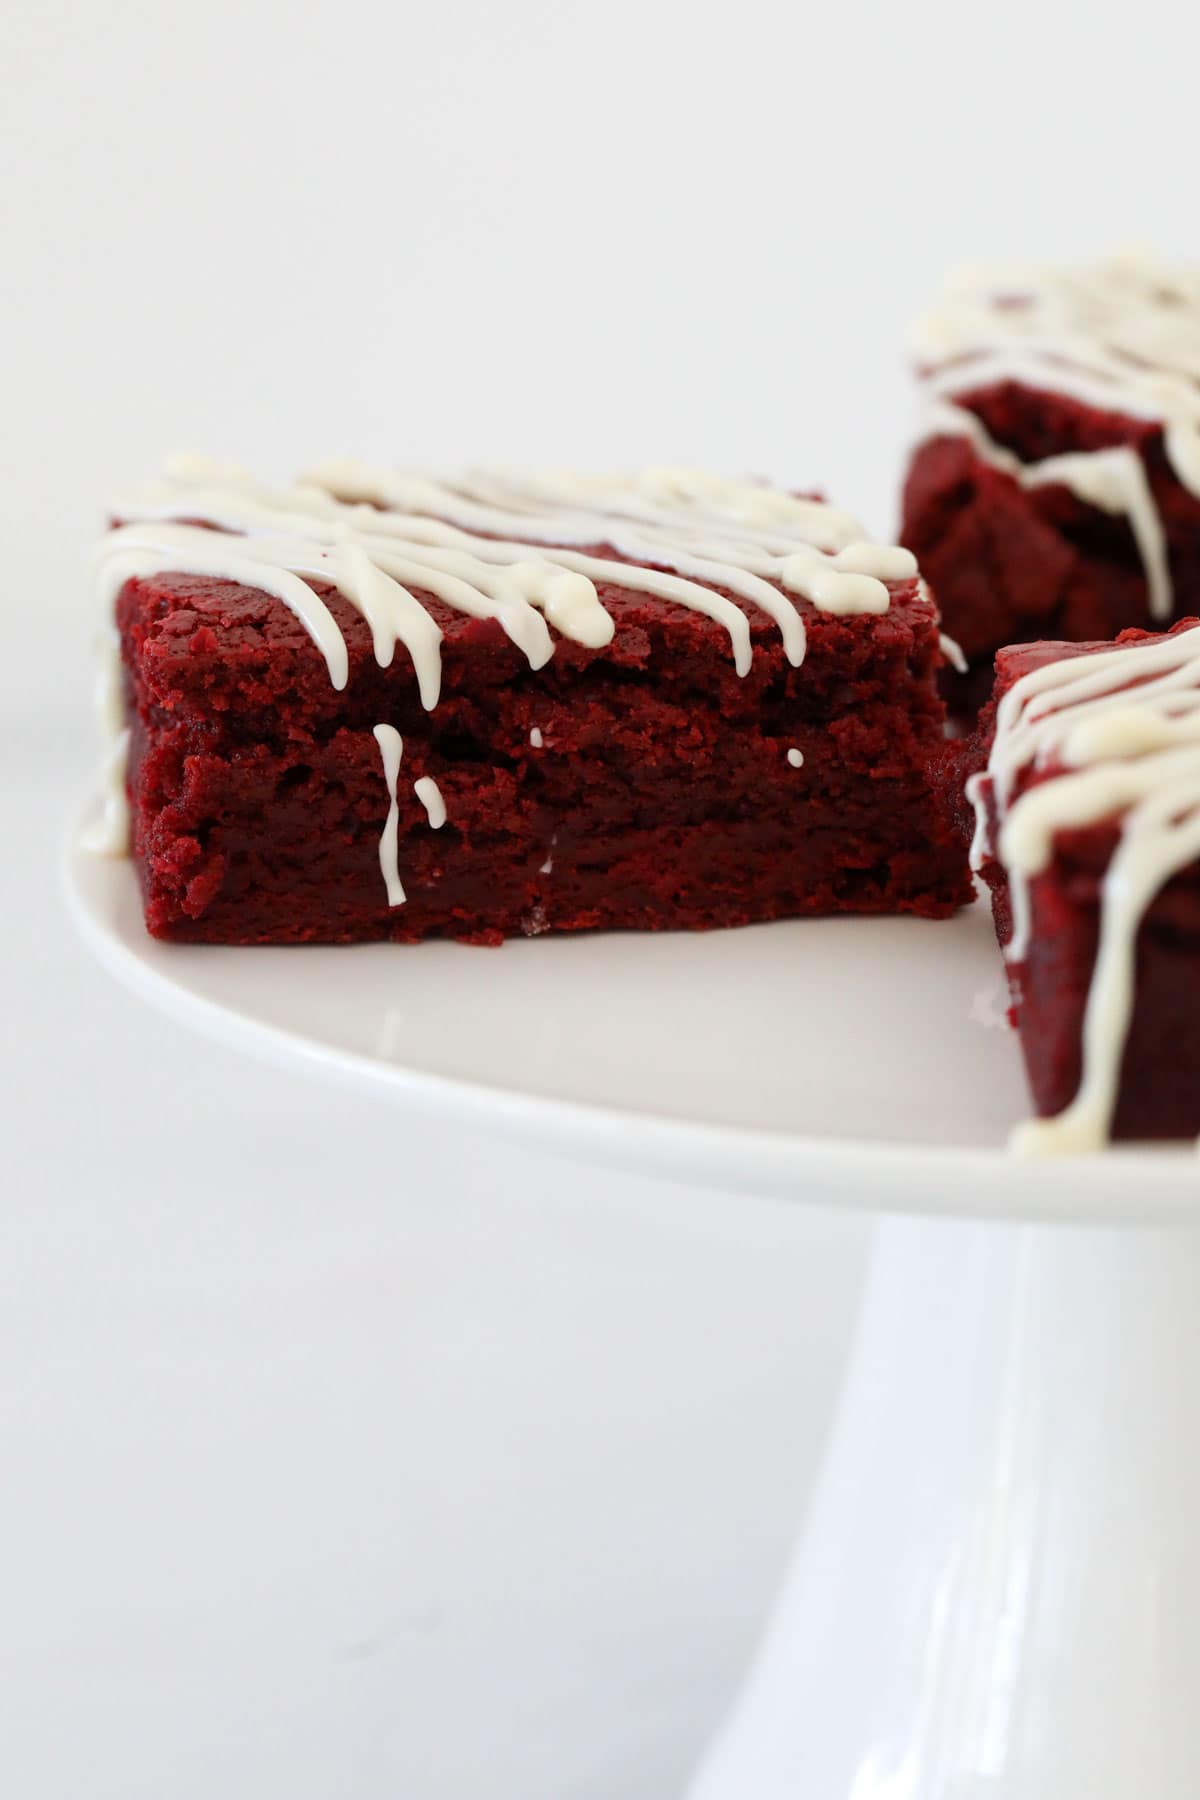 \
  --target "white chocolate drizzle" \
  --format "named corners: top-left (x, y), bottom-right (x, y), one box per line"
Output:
top-left (919, 398), bottom-right (1171, 621)
top-left (83, 727), bottom-right (131, 855)
top-left (372, 725), bottom-right (406, 906)
top-left (939, 629), bottom-right (968, 675)
top-left (83, 627), bottom-right (132, 854)
top-left (413, 776), bottom-right (446, 829)
top-left (96, 458), bottom-right (920, 702)
top-left (914, 255), bottom-right (1200, 621)
top-left (971, 623), bottom-right (1200, 1154)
